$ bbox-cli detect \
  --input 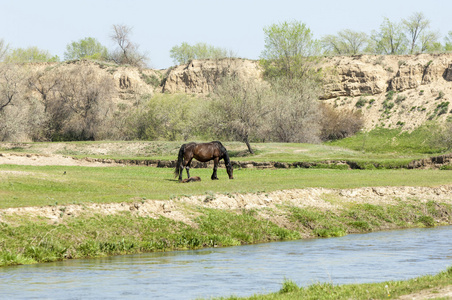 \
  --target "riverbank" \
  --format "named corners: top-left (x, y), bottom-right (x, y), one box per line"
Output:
top-left (212, 267), bottom-right (452, 300)
top-left (1, 183), bottom-right (451, 267)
